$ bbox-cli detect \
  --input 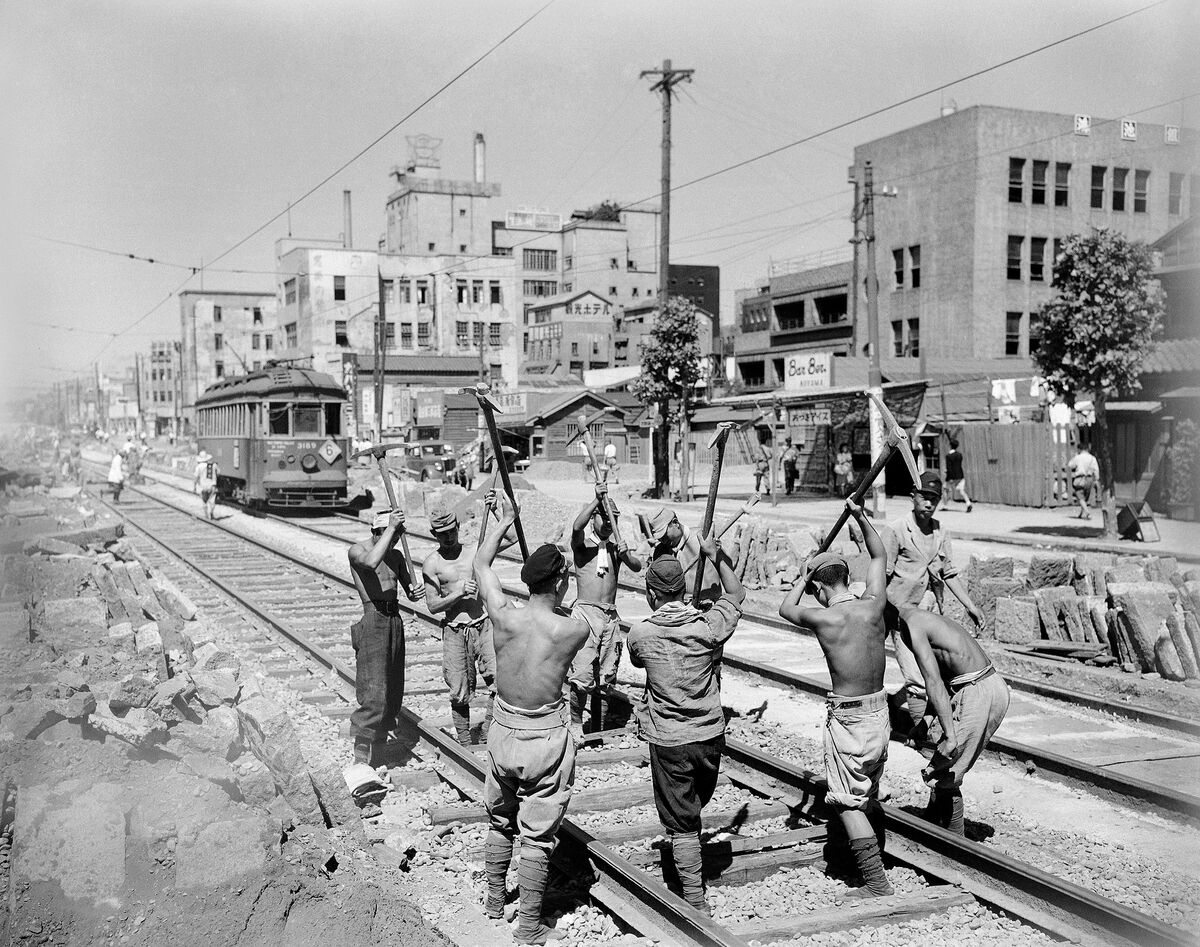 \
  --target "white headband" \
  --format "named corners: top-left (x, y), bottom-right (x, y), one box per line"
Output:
top-left (372, 510), bottom-right (393, 530)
